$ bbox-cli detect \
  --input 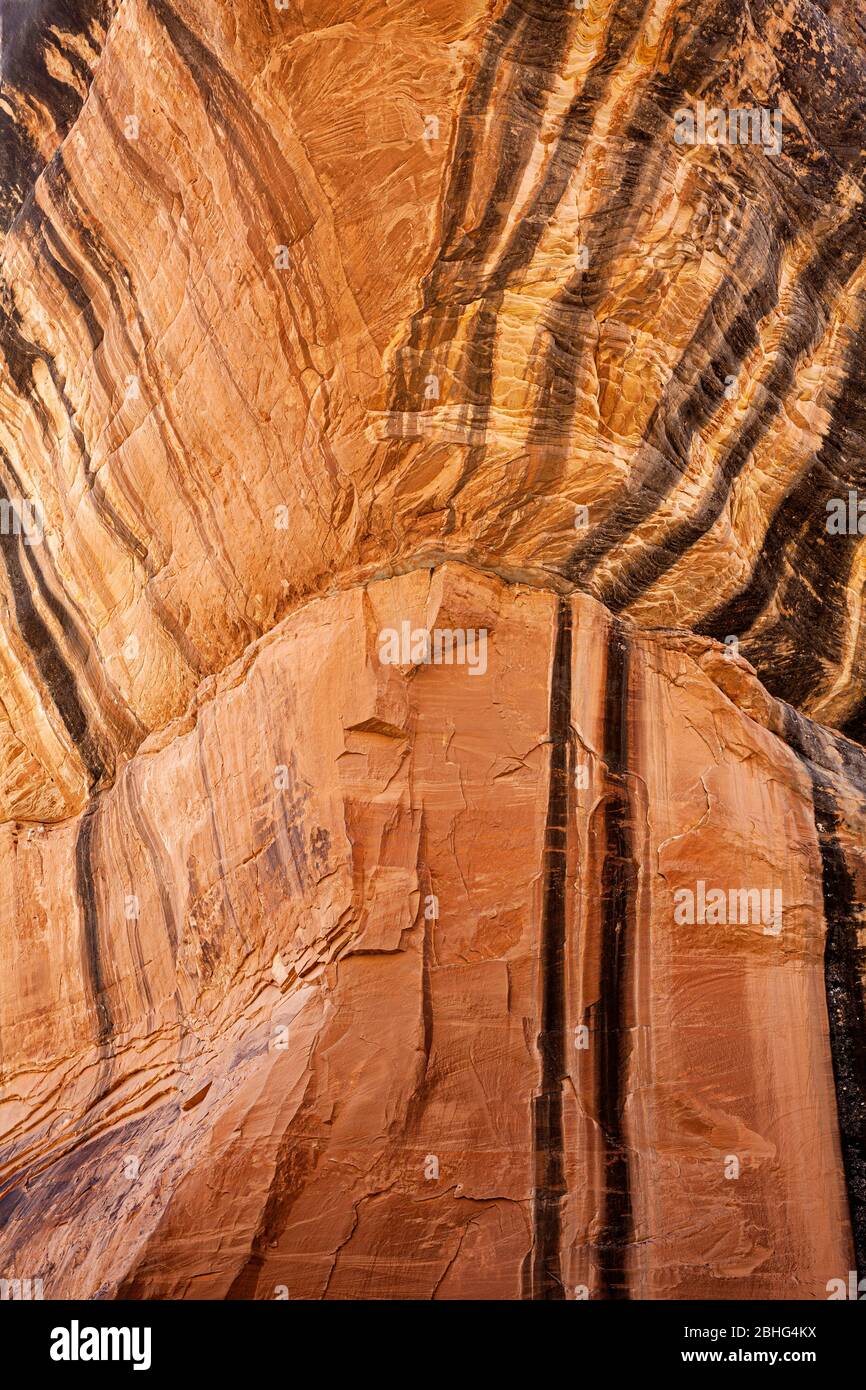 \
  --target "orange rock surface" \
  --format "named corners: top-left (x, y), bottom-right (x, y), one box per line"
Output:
top-left (1, 0), bottom-right (865, 1300)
